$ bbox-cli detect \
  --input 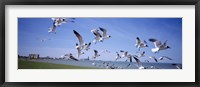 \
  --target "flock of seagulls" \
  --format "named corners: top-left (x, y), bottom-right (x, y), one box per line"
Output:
top-left (36, 18), bottom-right (181, 69)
